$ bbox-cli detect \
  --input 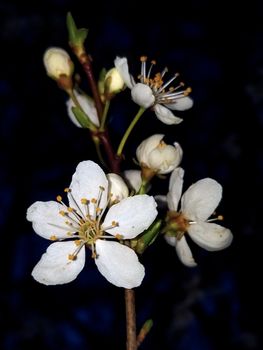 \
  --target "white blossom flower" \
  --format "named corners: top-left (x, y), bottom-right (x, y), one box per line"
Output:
top-left (165, 168), bottom-right (233, 267)
top-left (43, 47), bottom-right (73, 80)
top-left (114, 56), bottom-right (193, 125)
top-left (66, 90), bottom-right (100, 128)
top-left (27, 161), bottom-right (158, 288)
top-left (107, 173), bottom-right (129, 204)
top-left (136, 134), bottom-right (183, 174)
